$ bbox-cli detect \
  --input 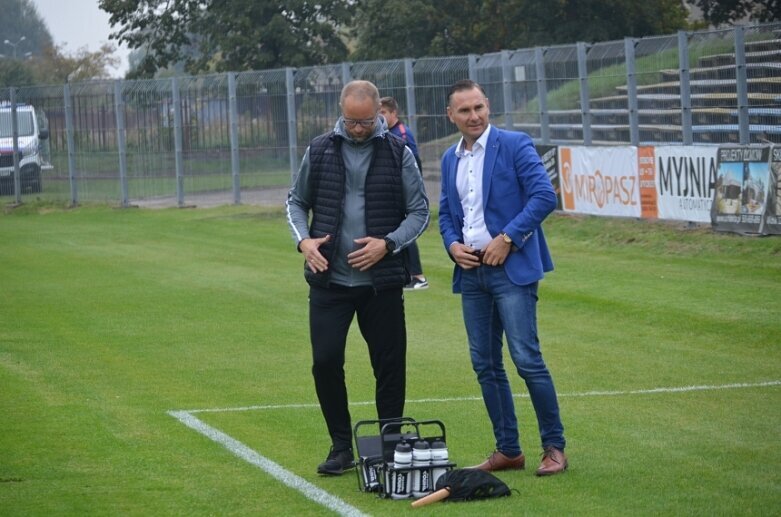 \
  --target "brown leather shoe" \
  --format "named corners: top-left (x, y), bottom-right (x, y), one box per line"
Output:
top-left (535, 447), bottom-right (568, 476)
top-left (469, 450), bottom-right (525, 472)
